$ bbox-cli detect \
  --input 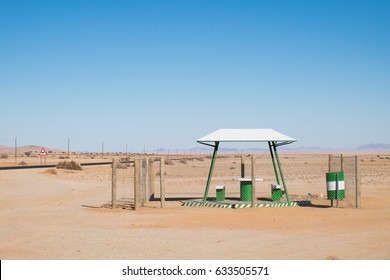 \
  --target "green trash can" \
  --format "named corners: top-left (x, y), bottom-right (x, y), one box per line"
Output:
top-left (271, 183), bottom-right (282, 202)
top-left (240, 181), bottom-right (252, 202)
top-left (216, 185), bottom-right (225, 202)
top-left (326, 172), bottom-right (345, 200)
